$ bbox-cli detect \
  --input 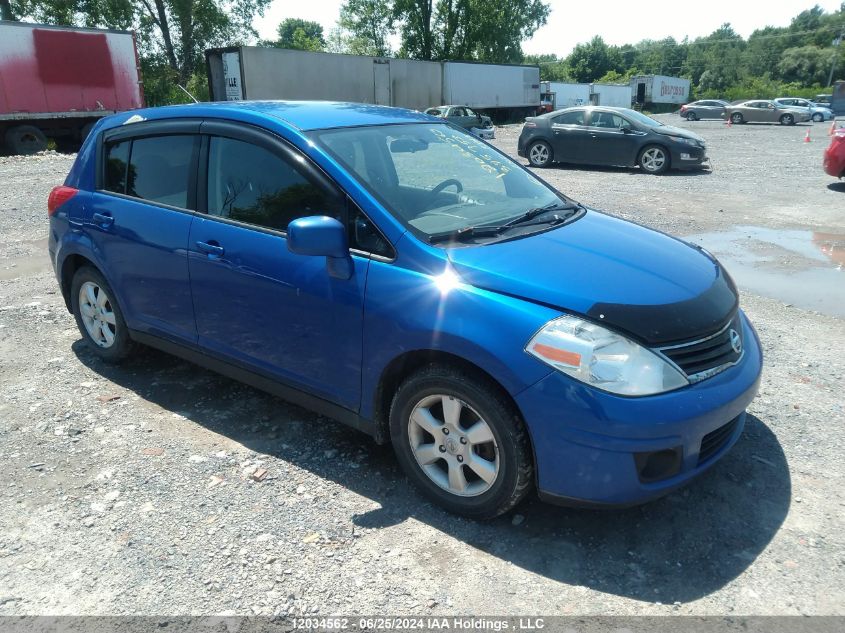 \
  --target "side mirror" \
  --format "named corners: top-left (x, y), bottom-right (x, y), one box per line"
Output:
top-left (621, 126), bottom-right (634, 133)
top-left (287, 216), bottom-right (353, 280)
